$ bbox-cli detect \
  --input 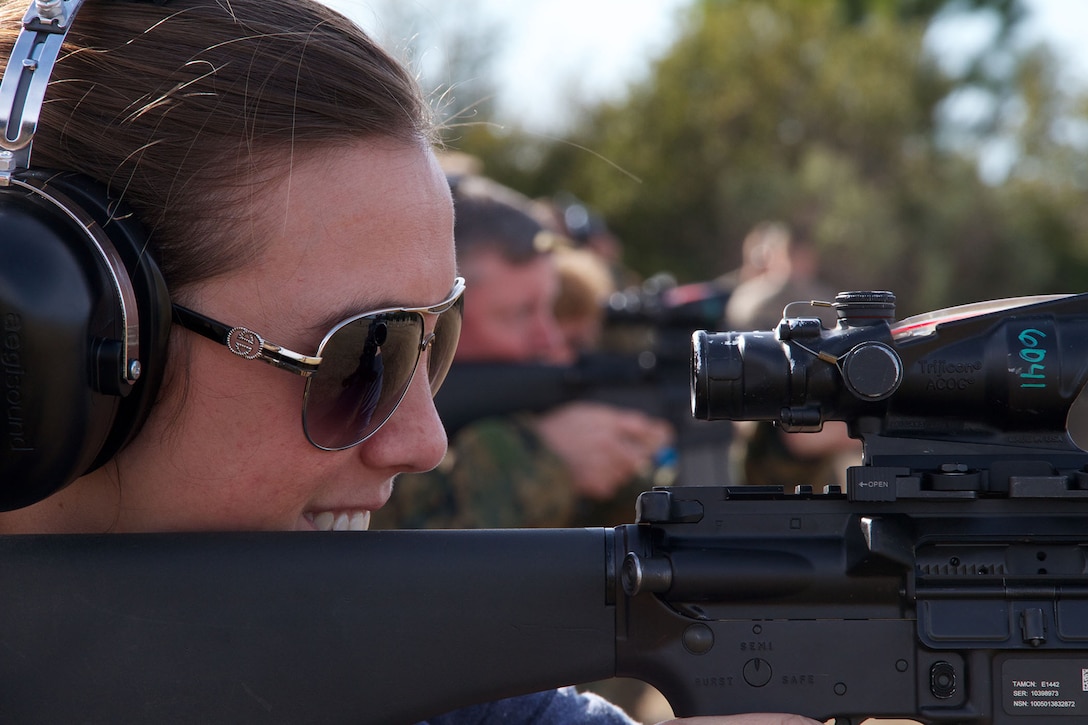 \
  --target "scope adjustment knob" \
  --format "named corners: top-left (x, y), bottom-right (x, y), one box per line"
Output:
top-left (833, 291), bottom-right (896, 326)
top-left (840, 342), bottom-right (903, 401)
